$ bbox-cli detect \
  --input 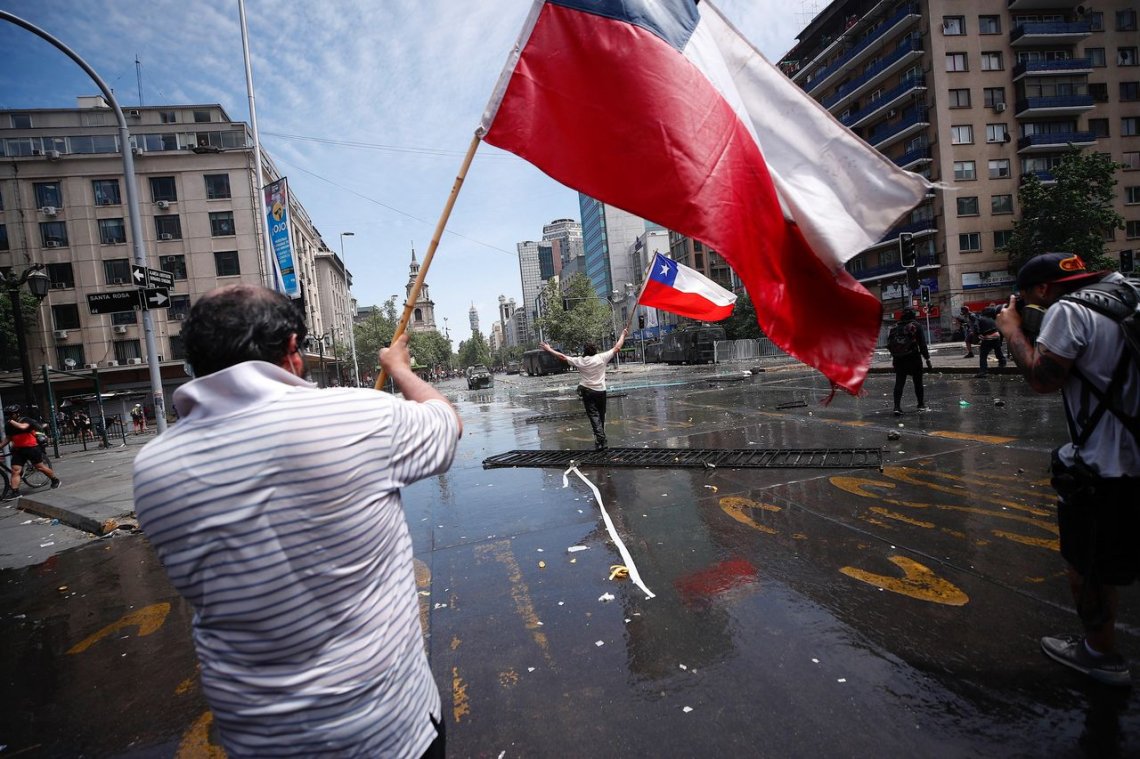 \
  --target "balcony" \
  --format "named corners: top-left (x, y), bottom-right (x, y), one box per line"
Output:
top-left (1016, 130), bottom-right (1097, 152)
top-left (1013, 58), bottom-right (1093, 80)
top-left (849, 251), bottom-right (940, 284)
top-left (822, 37), bottom-right (925, 114)
top-left (805, 4), bottom-right (921, 95)
top-left (840, 76), bottom-right (926, 129)
top-left (1011, 21), bottom-right (1092, 47)
top-left (1008, 0), bottom-right (1085, 9)
top-left (866, 106), bottom-right (930, 150)
top-left (1014, 94), bottom-right (1095, 117)
top-left (892, 145), bottom-right (932, 170)
top-left (1021, 170), bottom-right (1057, 184)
